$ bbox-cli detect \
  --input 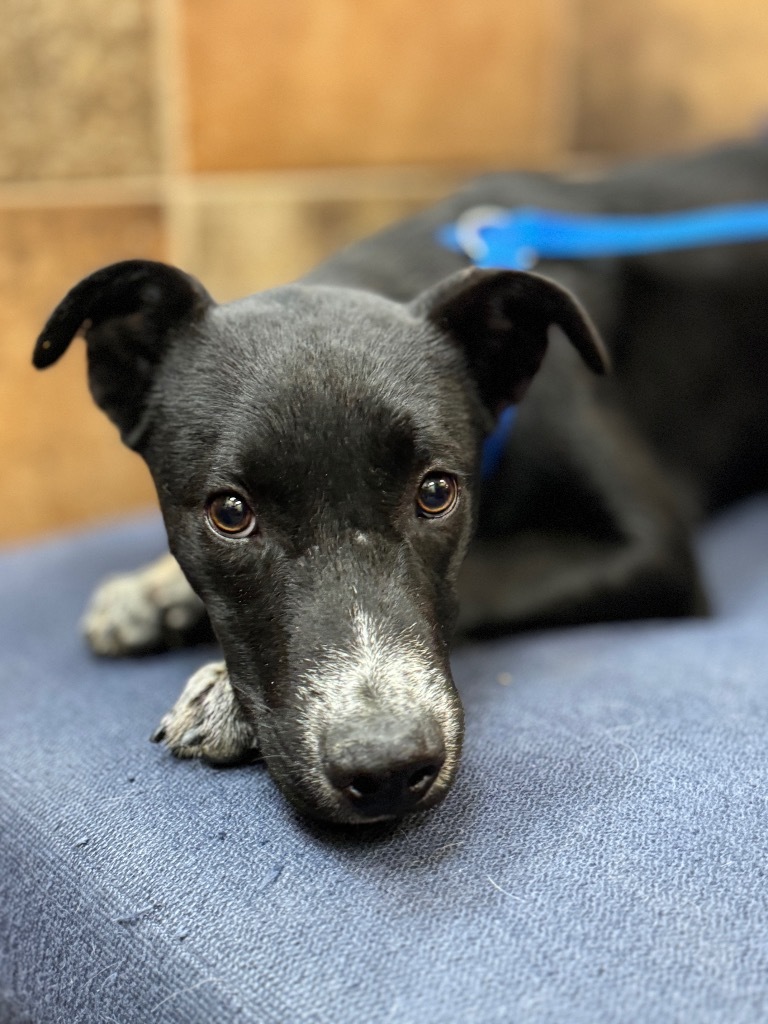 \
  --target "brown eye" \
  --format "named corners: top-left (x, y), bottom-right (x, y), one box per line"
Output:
top-left (416, 472), bottom-right (459, 518)
top-left (206, 493), bottom-right (257, 537)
